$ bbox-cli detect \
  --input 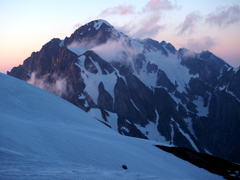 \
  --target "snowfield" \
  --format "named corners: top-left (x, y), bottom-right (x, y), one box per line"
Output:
top-left (0, 73), bottom-right (223, 180)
